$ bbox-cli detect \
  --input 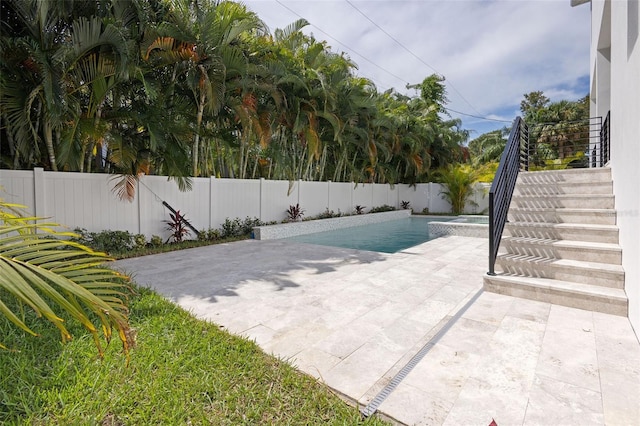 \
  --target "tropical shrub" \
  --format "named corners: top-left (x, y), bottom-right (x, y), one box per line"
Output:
top-left (164, 210), bottom-right (191, 243)
top-left (315, 208), bottom-right (341, 219)
top-left (150, 235), bottom-right (163, 247)
top-left (401, 200), bottom-right (411, 210)
top-left (0, 200), bottom-right (132, 357)
top-left (354, 205), bottom-right (366, 215)
top-left (286, 204), bottom-right (305, 222)
top-left (370, 205), bottom-right (396, 213)
top-left (436, 163), bottom-right (480, 215)
top-left (220, 217), bottom-right (263, 238)
top-left (72, 228), bottom-right (136, 253)
top-left (133, 234), bottom-right (147, 249)
top-left (199, 228), bottom-right (221, 241)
